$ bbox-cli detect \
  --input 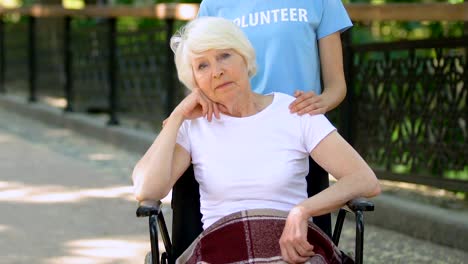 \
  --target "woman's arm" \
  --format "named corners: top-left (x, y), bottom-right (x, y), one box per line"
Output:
top-left (289, 32), bottom-right (347, 115)
top-left (301, 131), bottom-right (380, 216)
top-left (132, 90), bottom-right (214, 202)
top-left (280, 131), bottom-right (380, 263)
top-left (317, 32), bottom-right (347, 113)
top-left (132, 113), bottom-right (191, 202)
